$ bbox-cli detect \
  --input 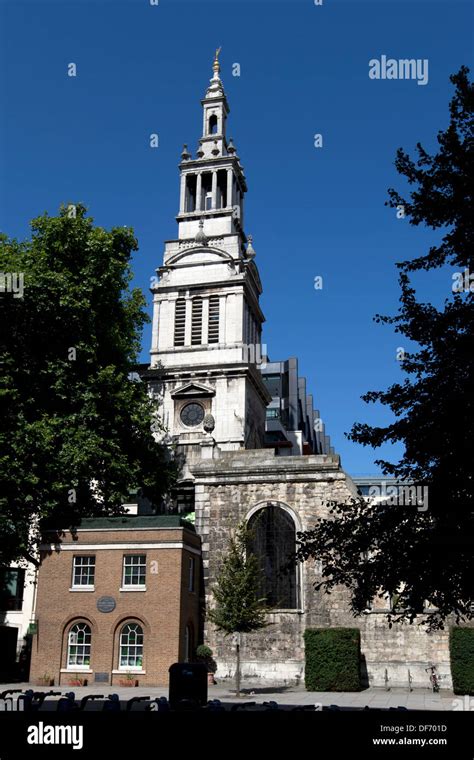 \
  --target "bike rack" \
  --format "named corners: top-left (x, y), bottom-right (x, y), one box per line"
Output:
top-left (79, 694), bottom-right (105, 711)
top-left (126, 696), bottom-right (151, 712)
top-left (103, 694), bottom-right (121, 712)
